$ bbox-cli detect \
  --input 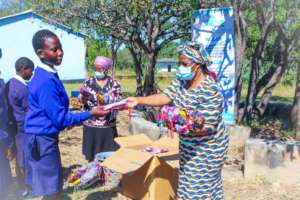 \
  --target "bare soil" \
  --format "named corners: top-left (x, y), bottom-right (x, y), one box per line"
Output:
top-left (7, 111), bottom-right (300, 200)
